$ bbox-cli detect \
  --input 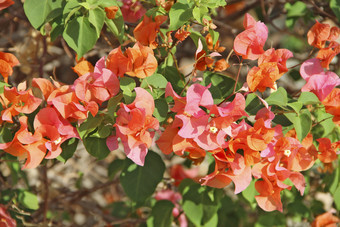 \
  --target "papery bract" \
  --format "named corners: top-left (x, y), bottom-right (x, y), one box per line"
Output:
top-left (307, 20), bottom-right (330, 49)
top-left (120, 0), bottom-right (146, 23)
top-left (0, 205), bottom-right (16, 227)
top-left (258, 48), bottom-right (293, 74)
top-left (322, 88), bottom-right (340, 125)
top-left (0, 51), bottom-right (19, 83)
